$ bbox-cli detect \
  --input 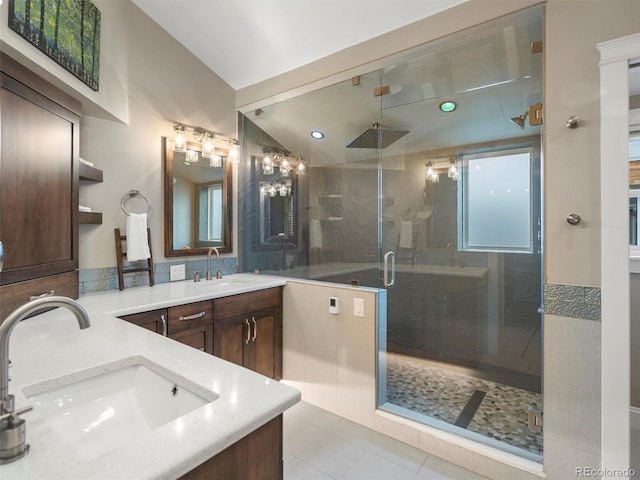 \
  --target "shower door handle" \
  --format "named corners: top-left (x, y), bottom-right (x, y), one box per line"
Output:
top-left (383, 251), bottom-right (396, 287)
